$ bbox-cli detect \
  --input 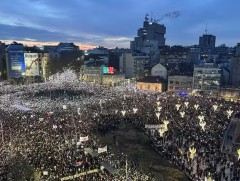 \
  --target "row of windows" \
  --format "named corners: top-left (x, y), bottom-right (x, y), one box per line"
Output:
top-left (139, 85), bottom-right (160, 91)
top-left (169, 86), bottom-right (191, 90)
top-left (169, 81), bottom-right (192, 85)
